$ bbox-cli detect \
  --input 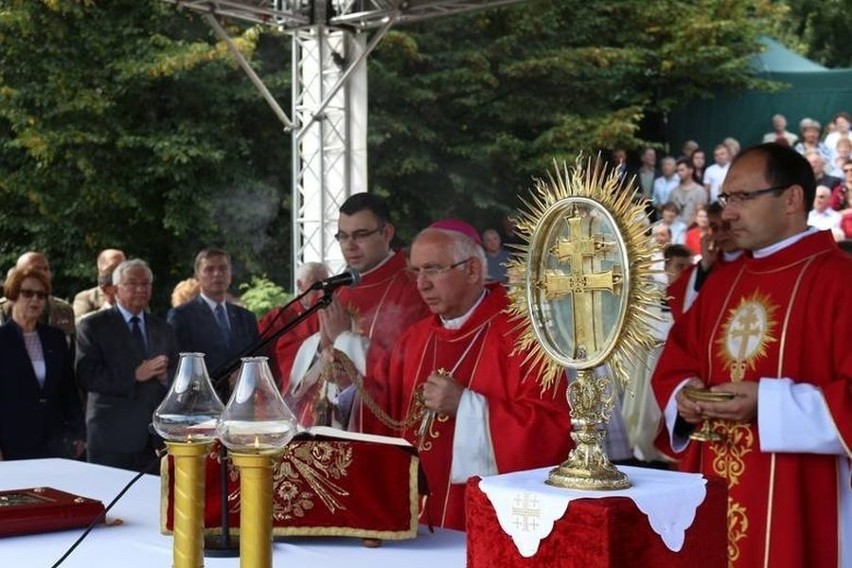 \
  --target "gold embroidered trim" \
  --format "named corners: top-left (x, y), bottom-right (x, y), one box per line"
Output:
top-left (775, 256), bottom-right (812, 378)
top-left (727, 496), bottom-right (748, 565)
top-left (706, 264), bottom-right (746, 378)
top-left (763, 453), bottom-right (776, 568)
